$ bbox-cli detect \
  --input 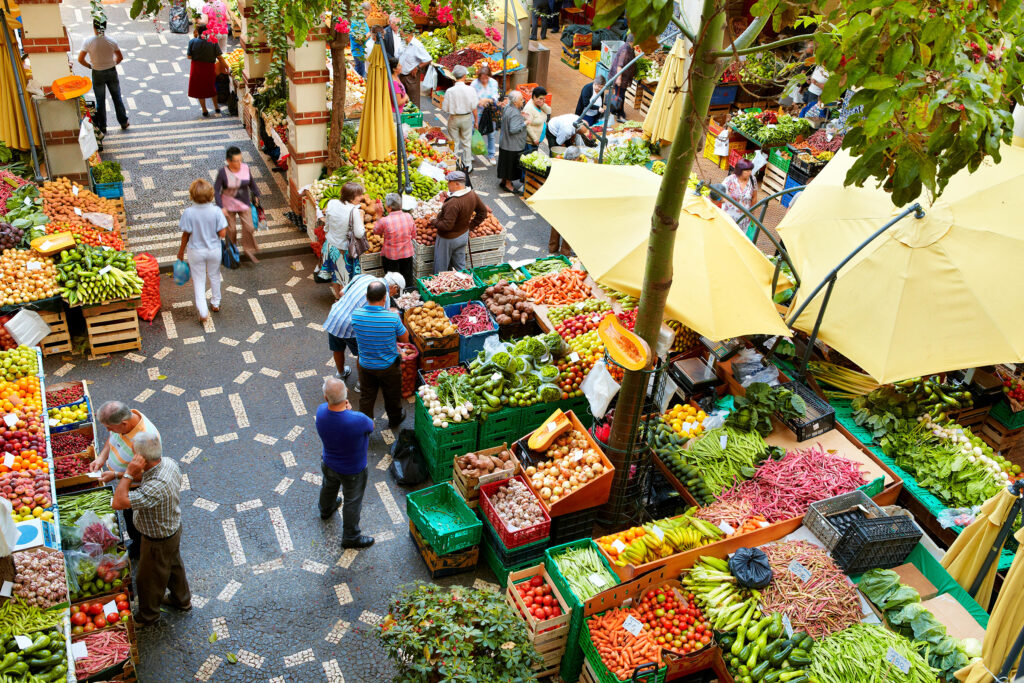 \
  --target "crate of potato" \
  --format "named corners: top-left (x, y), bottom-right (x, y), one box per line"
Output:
top-left (404, 301), bottom-right (459, 353)
top-left (40, 177), bottom-right (124, 232)
top-left (452, 443), bottom-right (518, 509)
